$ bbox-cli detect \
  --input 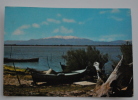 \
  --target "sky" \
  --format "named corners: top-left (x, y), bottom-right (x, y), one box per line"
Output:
top-left (4, 7), bottom-right (132, 41)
